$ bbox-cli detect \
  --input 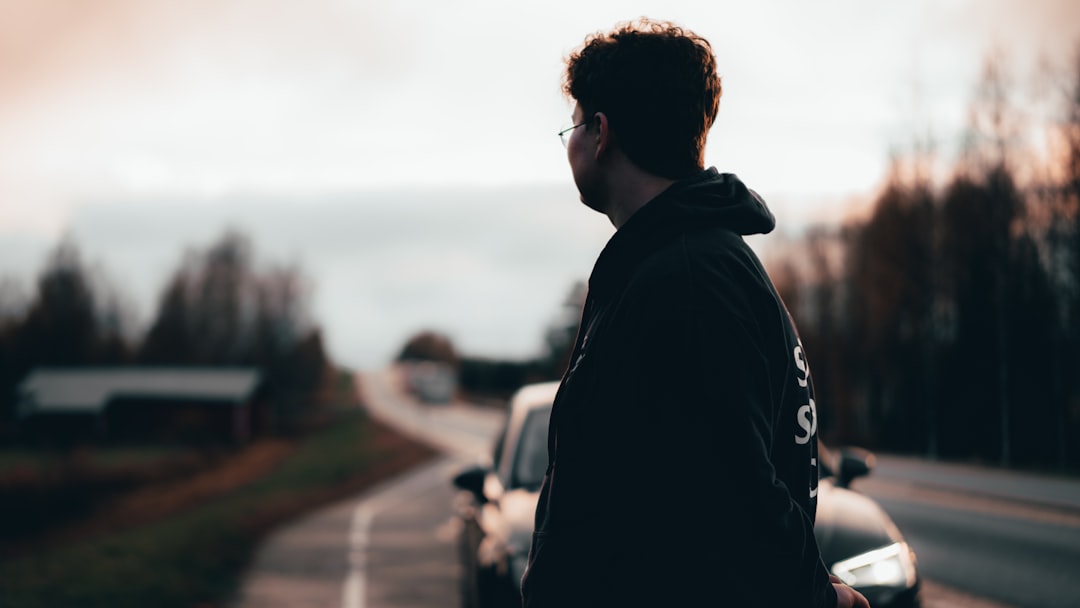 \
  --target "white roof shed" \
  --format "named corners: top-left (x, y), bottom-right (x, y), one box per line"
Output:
top-left (17, 367), bottom-right (262, 418)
